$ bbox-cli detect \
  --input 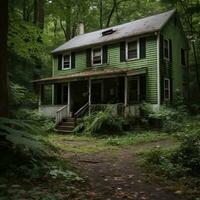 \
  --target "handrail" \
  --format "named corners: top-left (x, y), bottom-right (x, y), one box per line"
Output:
top-left (56, 105), bottom-right (68, 113)
top-left (74, 102), bottom-right (89, 118)
top-left (74, 102), bottom-right (89, 125)
top-left (56, 105), bottom-right (68, 125)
